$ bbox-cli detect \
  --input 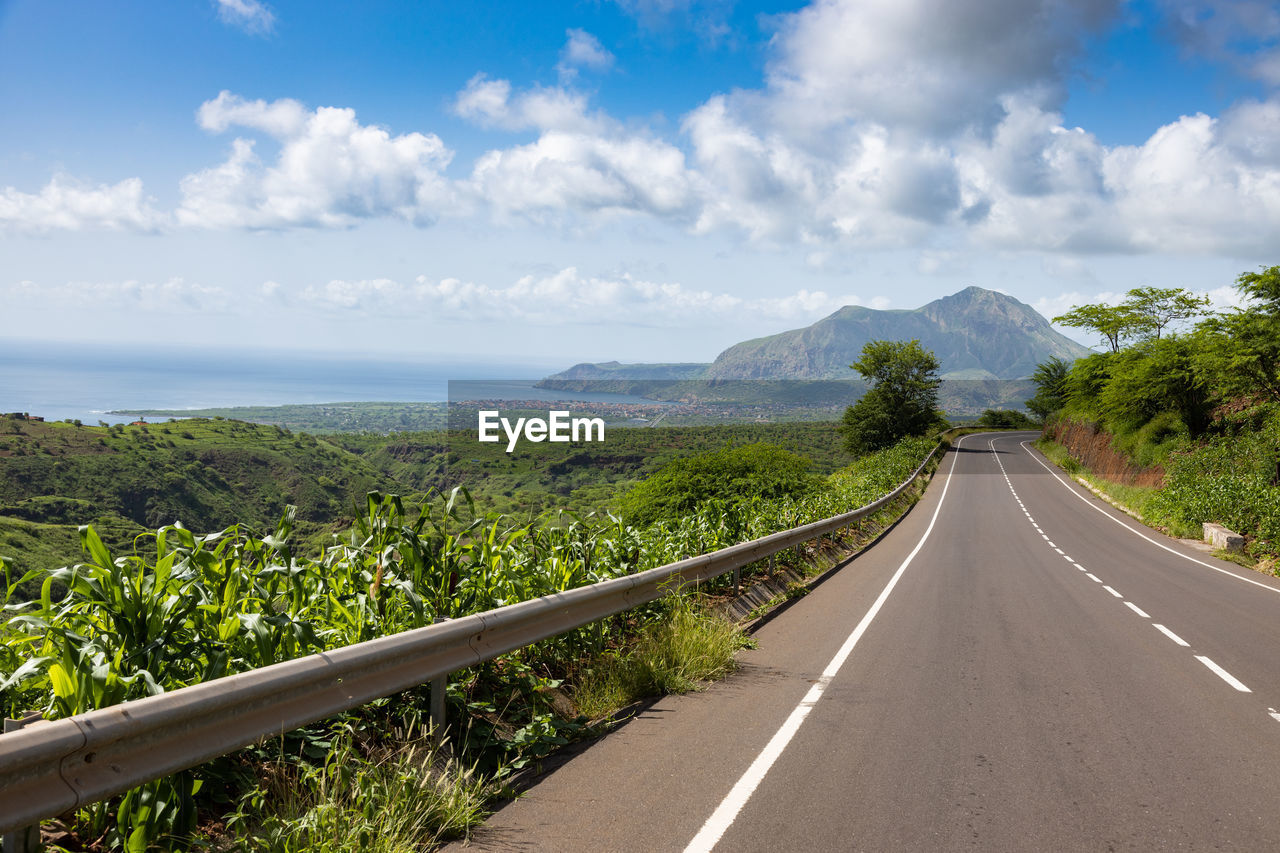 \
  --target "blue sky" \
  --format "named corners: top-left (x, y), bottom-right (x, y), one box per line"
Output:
top-left (3, 0), bottom-right (1280, 367)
